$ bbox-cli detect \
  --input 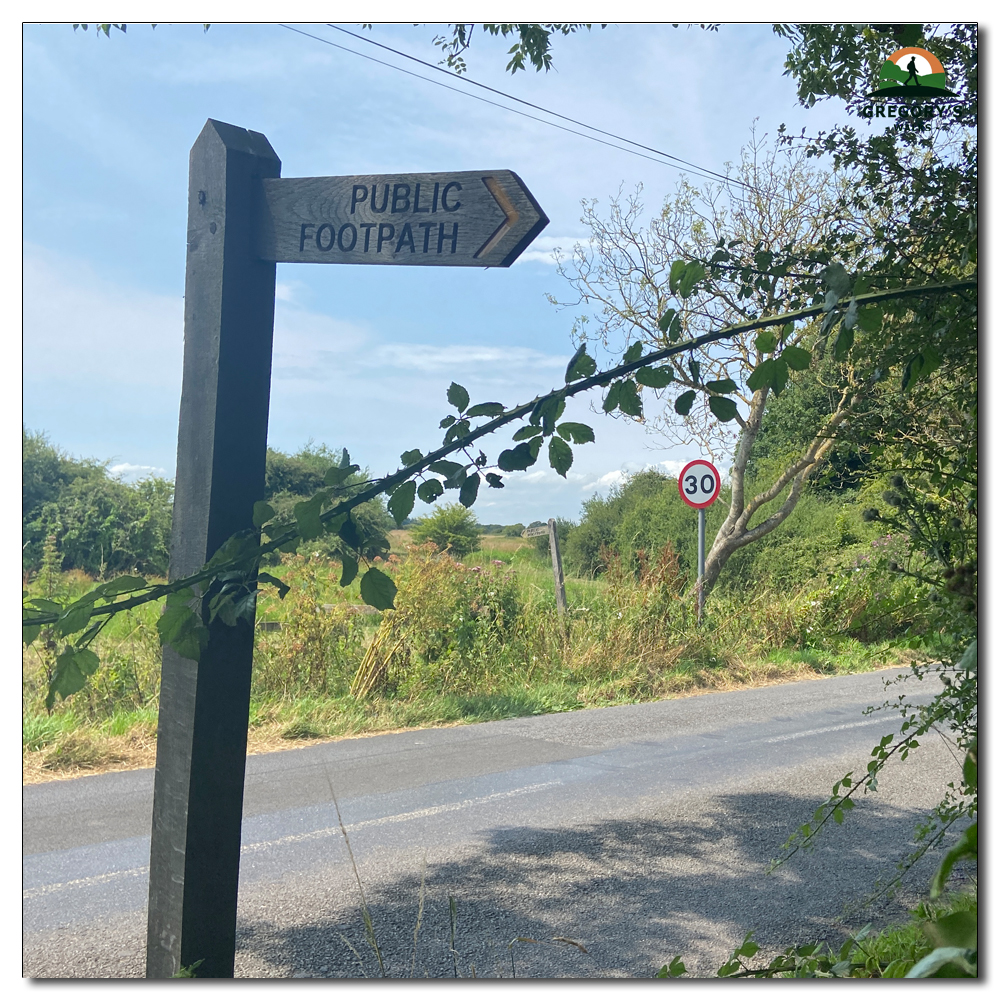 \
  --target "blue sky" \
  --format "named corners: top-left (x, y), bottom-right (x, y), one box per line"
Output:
top-left (24, 21), bottom-right (861, 524)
